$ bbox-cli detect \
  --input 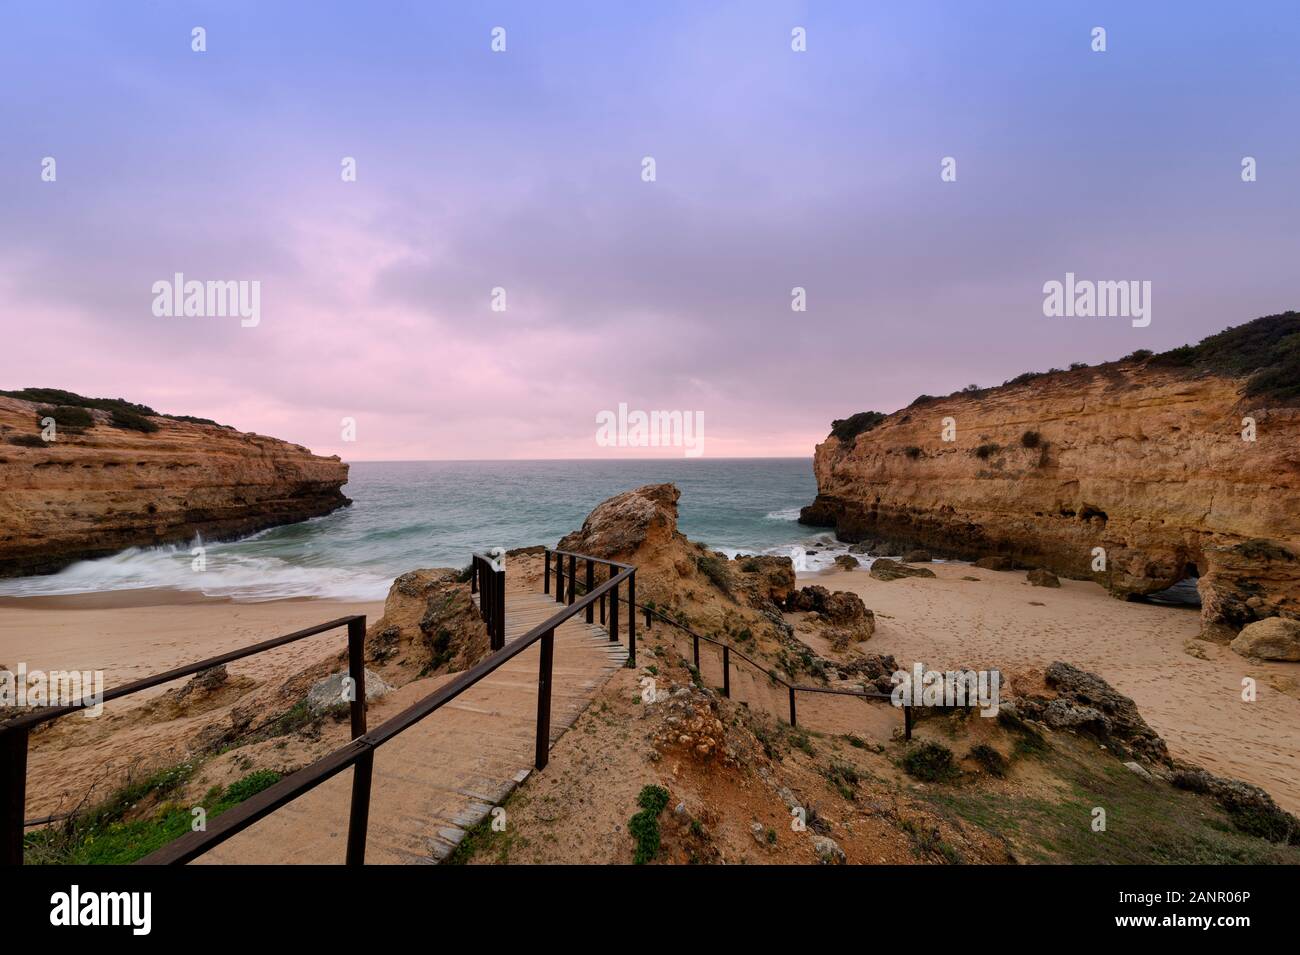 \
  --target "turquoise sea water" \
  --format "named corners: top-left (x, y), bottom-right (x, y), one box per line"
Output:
top-left (0, 459), bottom-right (859, 601)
